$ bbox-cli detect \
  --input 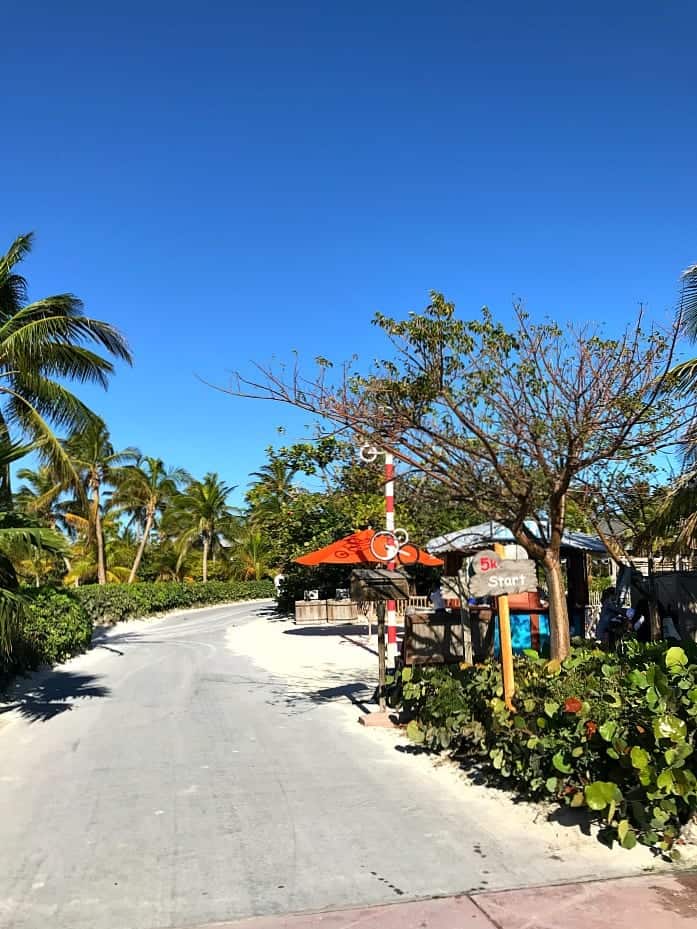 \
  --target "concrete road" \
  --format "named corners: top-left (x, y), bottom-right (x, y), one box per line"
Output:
top-left (0, 602), bottom-right (662, 929)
